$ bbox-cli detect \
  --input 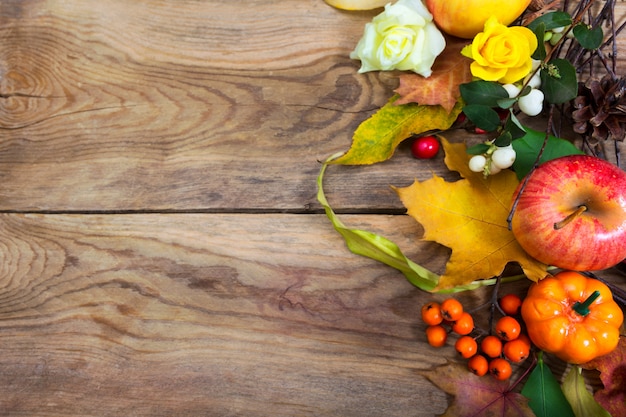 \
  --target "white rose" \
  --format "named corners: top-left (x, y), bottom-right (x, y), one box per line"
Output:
top-left (350, 0), bottom-right (446, 77)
